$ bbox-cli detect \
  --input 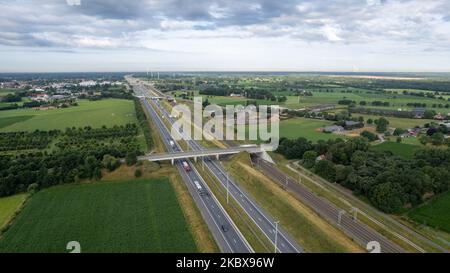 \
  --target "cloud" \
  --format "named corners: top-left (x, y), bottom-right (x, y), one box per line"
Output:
top-left (1, 0), bottom-right (450, 72)
top-left (0, 0), bottom-right (449, 50)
